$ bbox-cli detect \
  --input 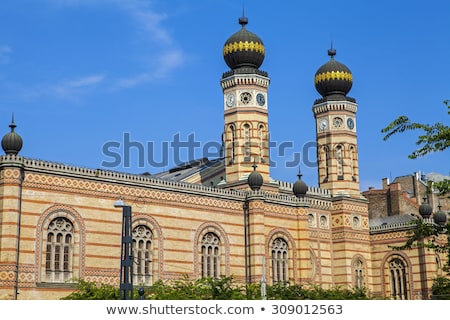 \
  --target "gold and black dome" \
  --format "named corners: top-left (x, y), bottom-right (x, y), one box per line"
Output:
top-left (223, 15), bottom-right (265, 70)
top-left (314, 48), bottom-right (352, 98)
